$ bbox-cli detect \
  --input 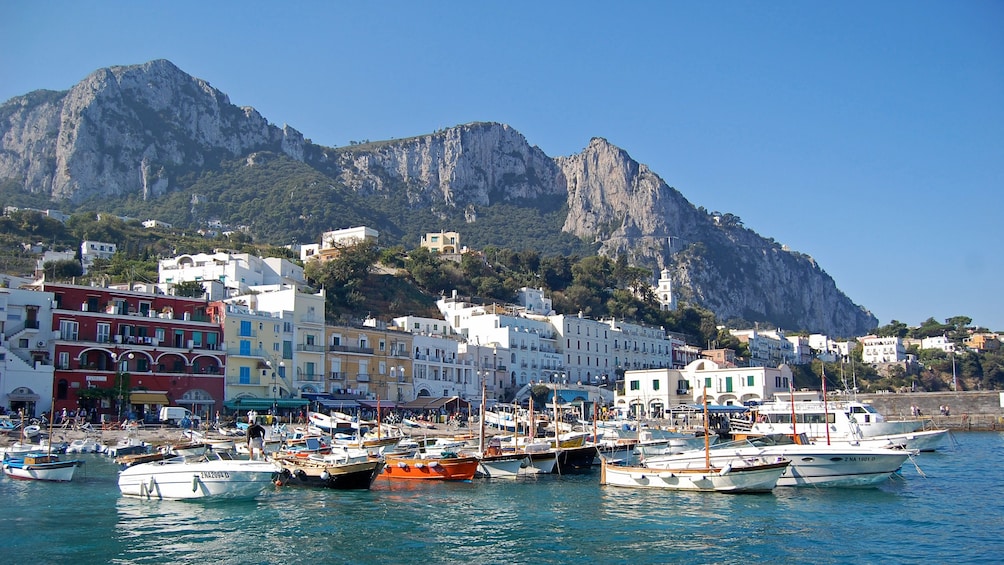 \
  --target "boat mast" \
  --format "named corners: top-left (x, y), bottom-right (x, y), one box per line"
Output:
top-left (479, 380), bottom-right (486, 454)
top-left (702, 386), bottom-right (710, 471)
top-left (822, 364), bottom-right (831, 445)
top-left (789, 378), bottom-right (798, 438)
